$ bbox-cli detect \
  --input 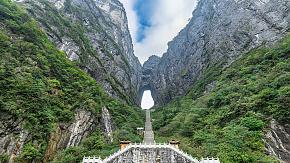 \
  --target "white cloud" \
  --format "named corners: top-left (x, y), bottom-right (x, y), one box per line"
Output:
top-left (119, 0), bottom-right (138, 43)
top-left (120, 0), bottom-right (197, 107)
top-left (121, 0), bottom-right (197, 64)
